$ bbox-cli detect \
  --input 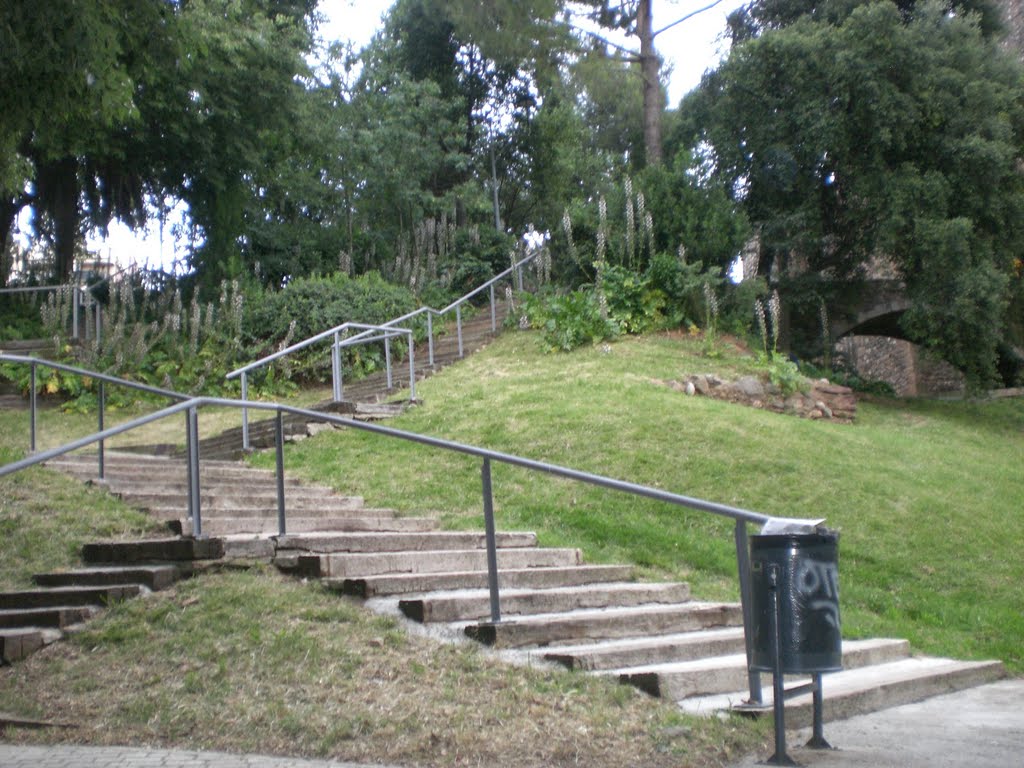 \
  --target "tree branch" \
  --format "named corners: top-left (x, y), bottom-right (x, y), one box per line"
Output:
top-left (654, 0), bottom-right (729, 38)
